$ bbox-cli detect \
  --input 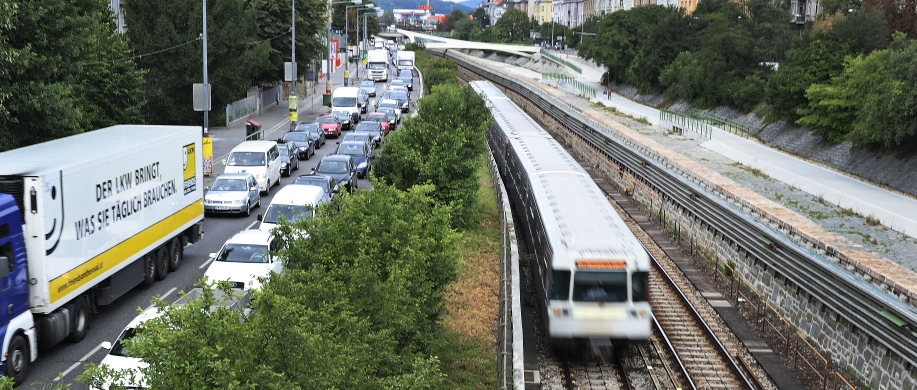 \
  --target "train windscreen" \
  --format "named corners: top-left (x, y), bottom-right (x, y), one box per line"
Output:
top-left (572, 271), bottom-right (628, 303)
